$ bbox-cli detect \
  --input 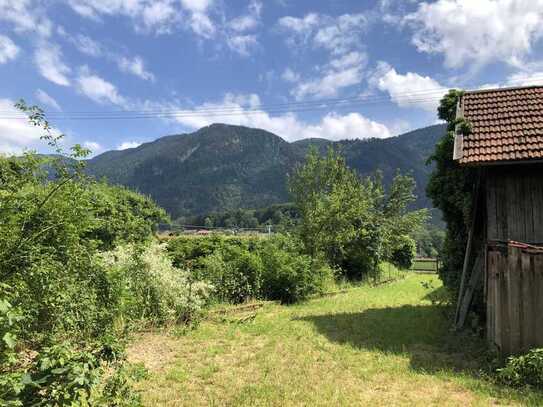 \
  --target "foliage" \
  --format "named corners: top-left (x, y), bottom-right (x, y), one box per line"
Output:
top-left (390, 235), bottom-right (416, 270)
top-left (289, 147), bottom-right (427, 279)
top-left (0, 340), bottom-right (144, 406)
top-left (166, 234), bottom-right (332, 304)
top-left (85, 123), bottom-right (446, 218)
top-left (0, 100), bottom-right (193, 405)
top-left (426, 89), bottom-right (478, 298)
top-left (84, 183), bottom-right (168, 250)
top-left (259, 236), bottom-right (332, 304)
top-left (412, 225), bottom-right (445, 258)
top-left (185, 203), bottom-right (301, 232)
top-left (102, 242), bottom-right (212, 325)
top-left (498, 349), bottom-right (543, 389)
top-left (198, 248), bottom-right (263, 303)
